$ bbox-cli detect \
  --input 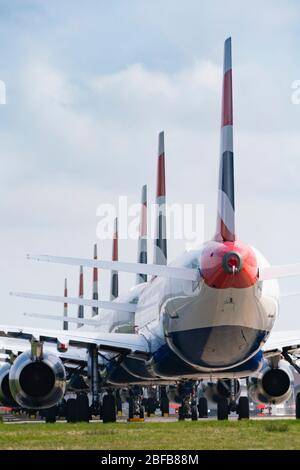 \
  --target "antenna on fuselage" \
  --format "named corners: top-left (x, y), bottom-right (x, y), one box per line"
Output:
top-left (92, 243), bottom-right (99, 316)
top-left (136, 184), bottom-right (148, 284)
top-left (153, 131), bottom-right (167, 265)
top-left (215, 37), bottom-right (236, 243)
top-left (110, 217), bottom-right (119, 300)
